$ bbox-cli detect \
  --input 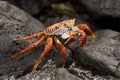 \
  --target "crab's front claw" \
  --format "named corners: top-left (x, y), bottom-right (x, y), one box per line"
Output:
top-left (76, 29), bottom-right (87, 47)
top-left (77, 24), bottom-right (95, 41)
